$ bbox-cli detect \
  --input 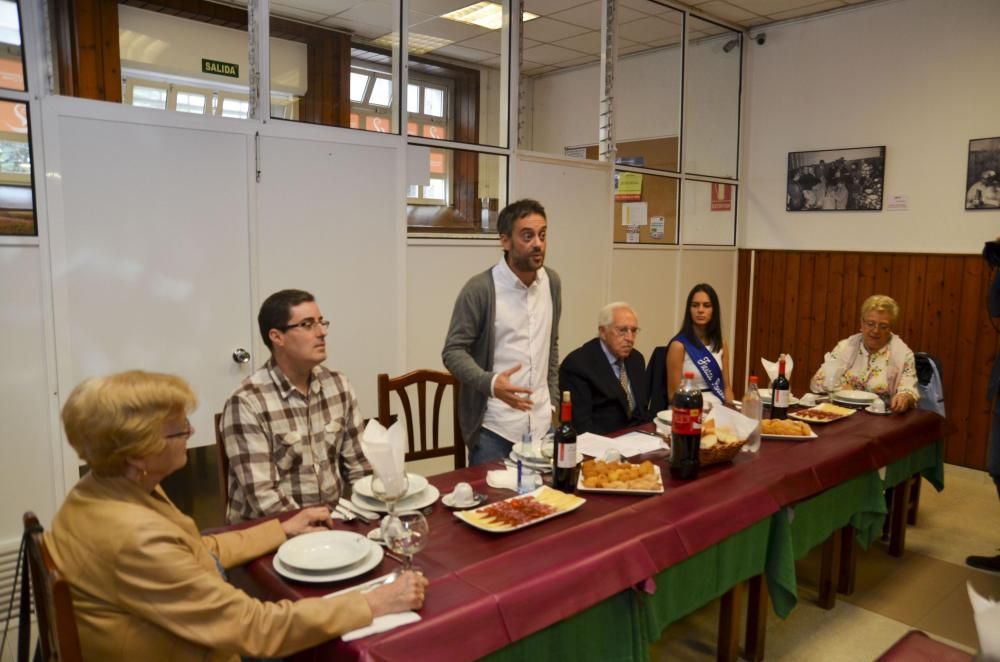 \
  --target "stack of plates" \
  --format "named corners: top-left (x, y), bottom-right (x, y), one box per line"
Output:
top-left (350, 472), bottom-right (440, 513)
top-left (273, 530), bottom-right (384, 583)
top-left (509, 440), bottom-right (582, 471)
top-left (831, 389), bottom-right (879, 407)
